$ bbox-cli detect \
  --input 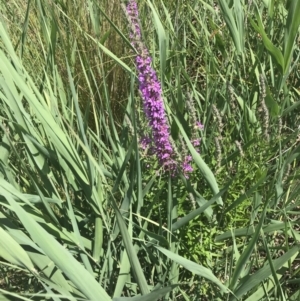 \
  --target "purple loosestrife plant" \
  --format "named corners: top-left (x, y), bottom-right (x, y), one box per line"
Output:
top-left (124, 1), bottom-right (202, 178)
top-left (125, 0), bottom-right (176, 172)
